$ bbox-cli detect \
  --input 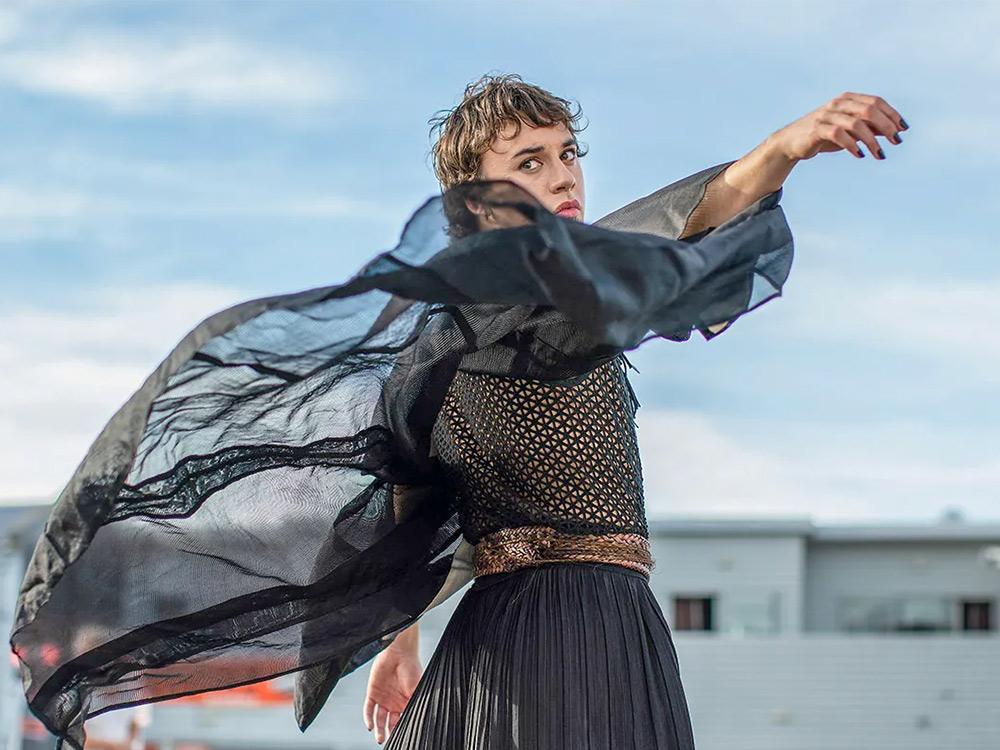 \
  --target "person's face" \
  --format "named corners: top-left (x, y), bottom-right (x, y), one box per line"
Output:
top-left (477, 119), bottom-right (586, 221)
